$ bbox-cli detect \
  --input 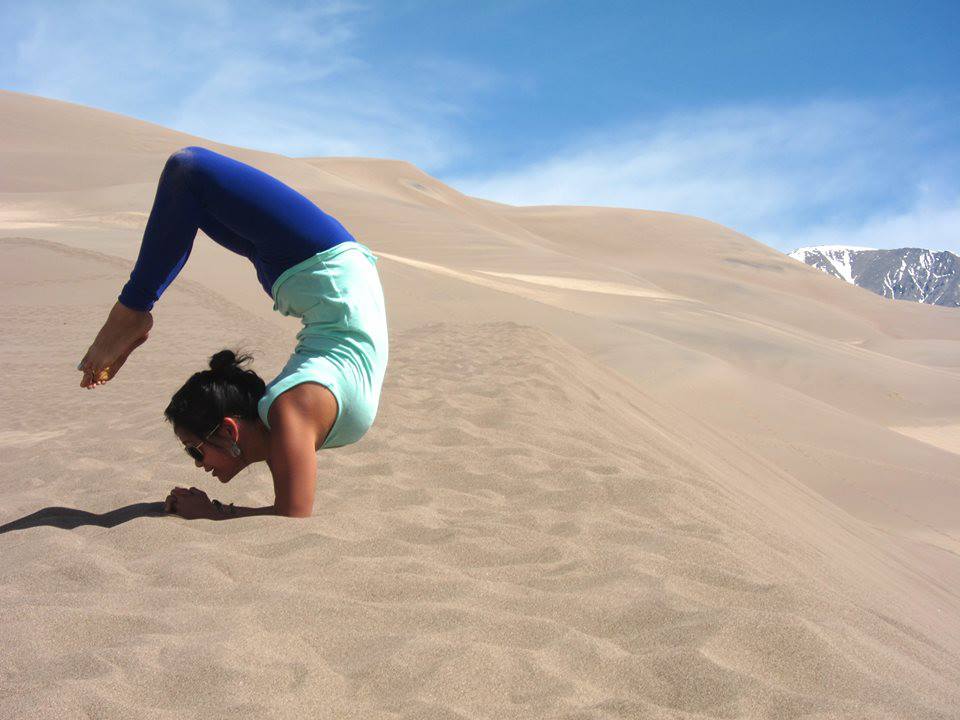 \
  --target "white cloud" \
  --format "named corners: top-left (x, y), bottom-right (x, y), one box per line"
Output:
top-left (447, 97), bottom-right (960, 253)
top-left (4, 5), bottom-right (957, 254)
top-left (4, 0), bottom-right (489, 169)
top-left (767, 199), bottom-right (960, 254)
